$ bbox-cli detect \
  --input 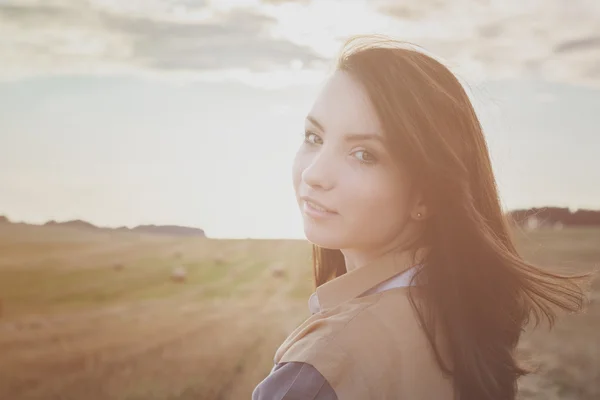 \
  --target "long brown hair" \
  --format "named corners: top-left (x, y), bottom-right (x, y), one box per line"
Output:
top-left (311, 35), bottom-right (592, 400)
